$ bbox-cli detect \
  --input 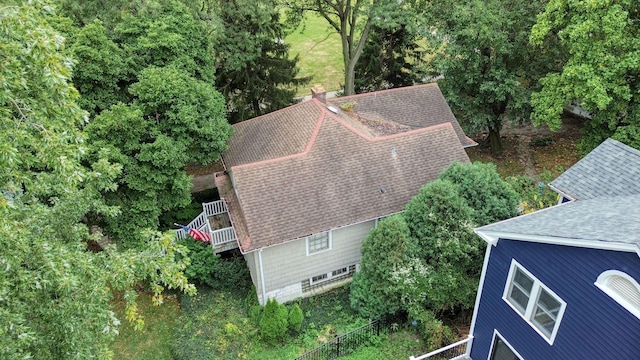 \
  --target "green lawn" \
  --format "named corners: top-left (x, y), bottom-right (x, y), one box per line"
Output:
top-left (286, 13), bottom-right (344, 96)
top-left (111, 292), bottom-right (180, 360)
